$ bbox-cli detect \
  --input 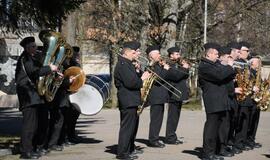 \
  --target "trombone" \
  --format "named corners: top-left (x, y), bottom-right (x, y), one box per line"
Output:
top-left (136, 55), bottom-right (182, 115)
